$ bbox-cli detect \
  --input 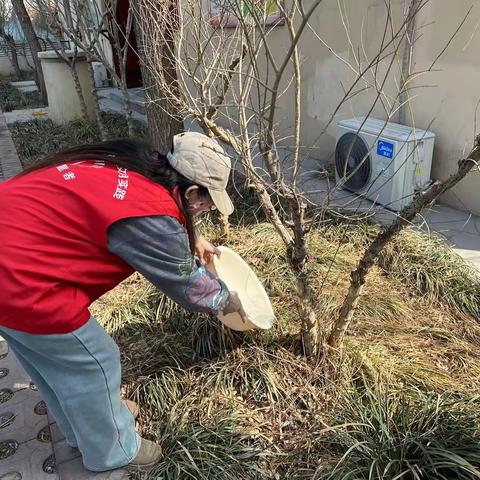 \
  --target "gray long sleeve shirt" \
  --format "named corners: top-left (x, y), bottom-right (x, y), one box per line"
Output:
top-left (107, 215), bottom-right (230, 314)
